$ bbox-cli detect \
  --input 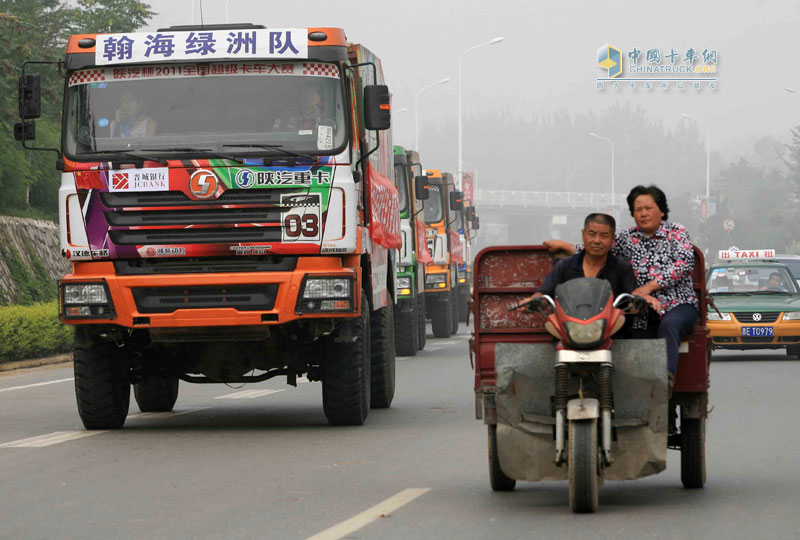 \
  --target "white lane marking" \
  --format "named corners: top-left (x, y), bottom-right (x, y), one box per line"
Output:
top-left (425, 347), bottom-right (442, 352)
top-left (297, 376), bottom-right (313, 384)
top-left (127, 407), bottom-right (208, 420)
top-left (215, 389), bottom-right (284, 400)
top-left (437, 340), bottom-right (459, 345)
top-left (0, 430), bottom-right (106, 448)
top-left (396, 356), bottom-right (410, 361)
top-left (305, 488), bottom-right (431, 540)
top-left (0, 378), bottom-right (73, 394)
